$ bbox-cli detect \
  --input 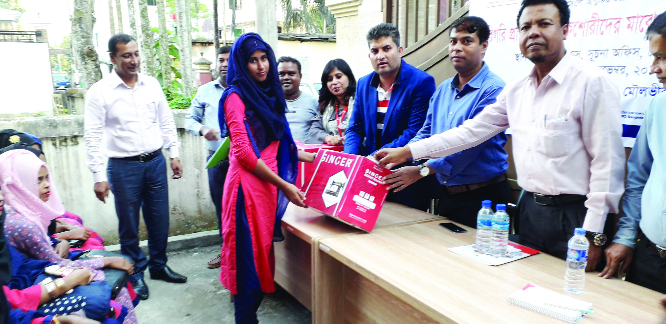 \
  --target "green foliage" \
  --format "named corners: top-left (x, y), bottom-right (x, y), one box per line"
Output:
top-left (0, 0), bottom-right (24, 13)
top-left (279, 0), bottom-right (335, 33)
top-left (50, 36), bottom-right (72, 74)
top-left (31, 111), bottom-right (47, 117)
top-left (163, 87), bottom-right (196, 109)
top-left (166, 0), bottom-right (209, 19)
